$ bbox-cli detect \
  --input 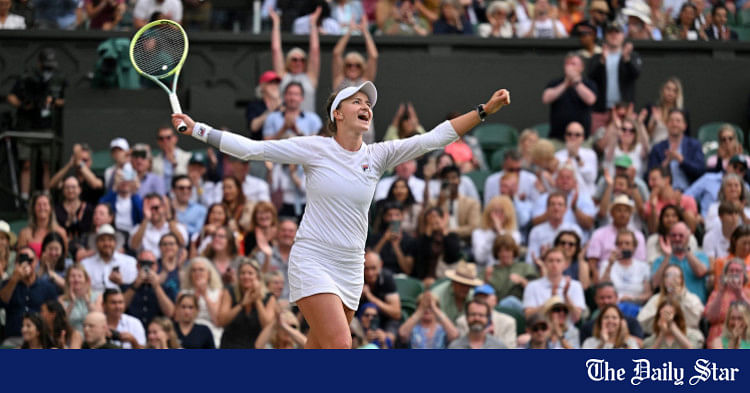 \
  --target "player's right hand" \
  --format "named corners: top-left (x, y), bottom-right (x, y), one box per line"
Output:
top-left (171, 113), bottom-right (195, 135)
